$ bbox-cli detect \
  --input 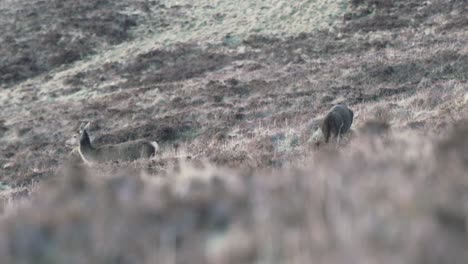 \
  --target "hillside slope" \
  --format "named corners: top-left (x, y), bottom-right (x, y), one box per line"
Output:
top-left (1, 0), bottom-right (466, 184)
top-left (0, 0), bottom-right (467, 263)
